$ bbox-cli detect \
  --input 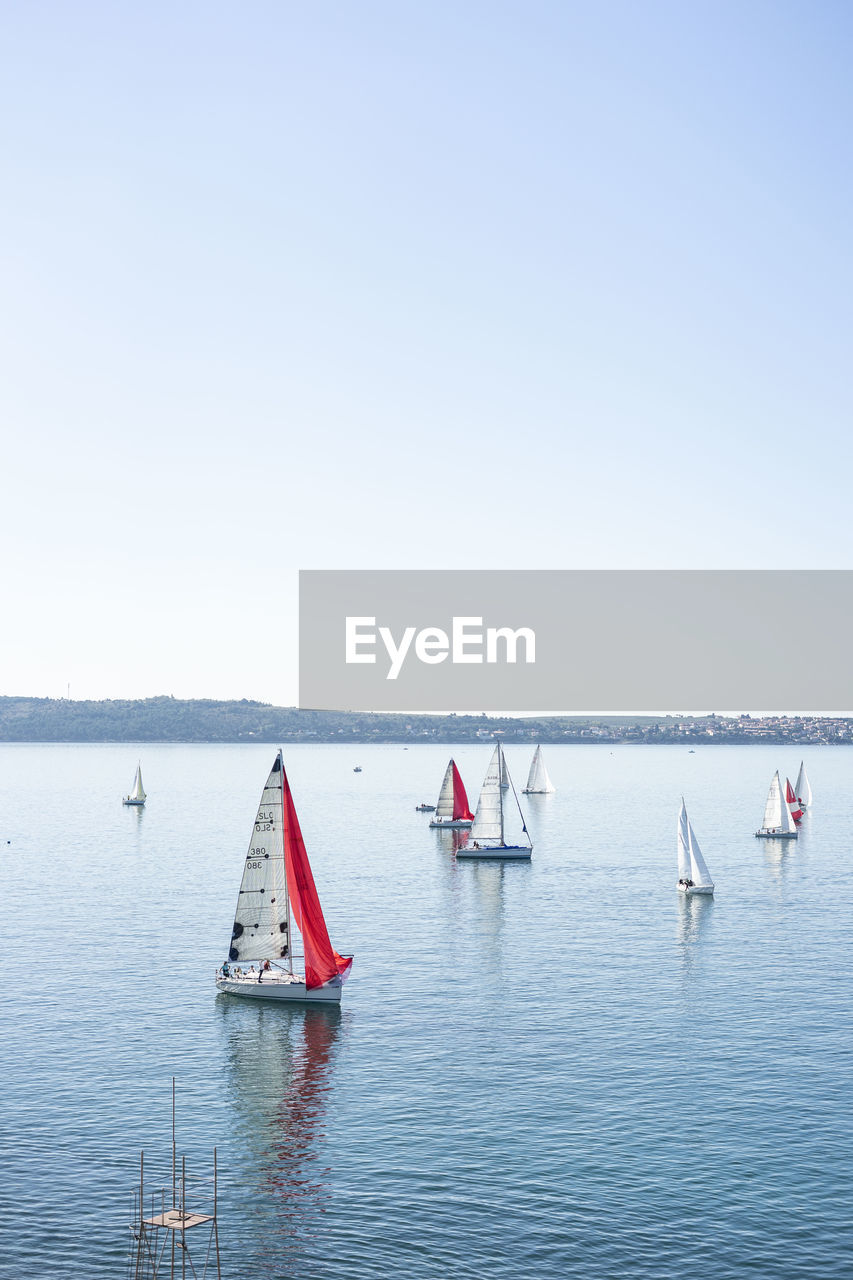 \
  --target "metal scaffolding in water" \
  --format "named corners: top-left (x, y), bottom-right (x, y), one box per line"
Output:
top-left (126, 1080), bottom-right (222, 1280)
